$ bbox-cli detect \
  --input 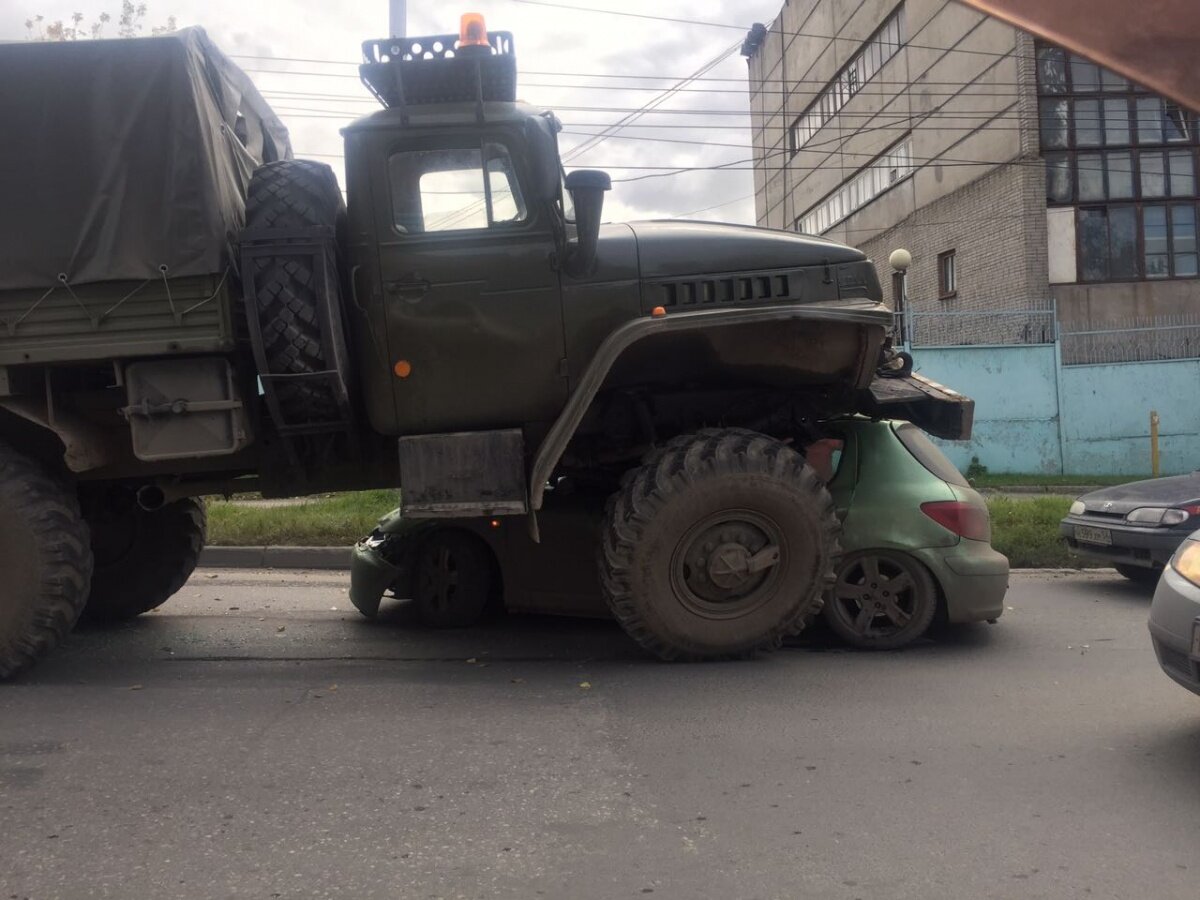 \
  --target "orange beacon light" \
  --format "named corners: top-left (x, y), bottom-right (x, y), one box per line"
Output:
top-left (459, 13), bottom-right (490, 48)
